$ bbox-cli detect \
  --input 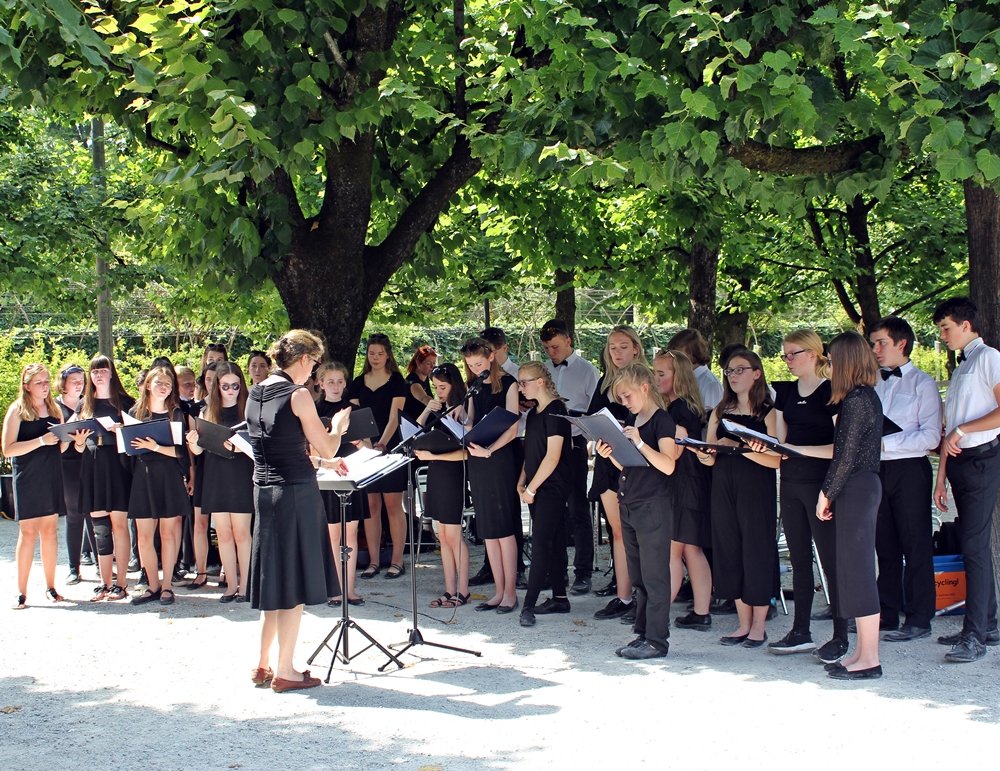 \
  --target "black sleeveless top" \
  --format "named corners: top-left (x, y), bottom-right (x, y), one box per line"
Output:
top-left (247, 375), bottom-right (314, 485)
top-left (470, 374), bottom-right (516, 425)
